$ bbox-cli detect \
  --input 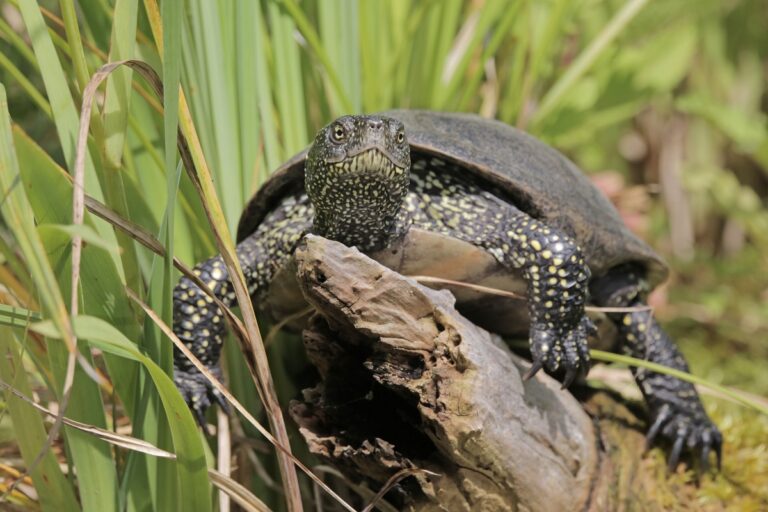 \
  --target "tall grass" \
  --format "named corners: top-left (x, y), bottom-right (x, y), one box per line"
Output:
top-left (0, 0), bottom-right (766, 510)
